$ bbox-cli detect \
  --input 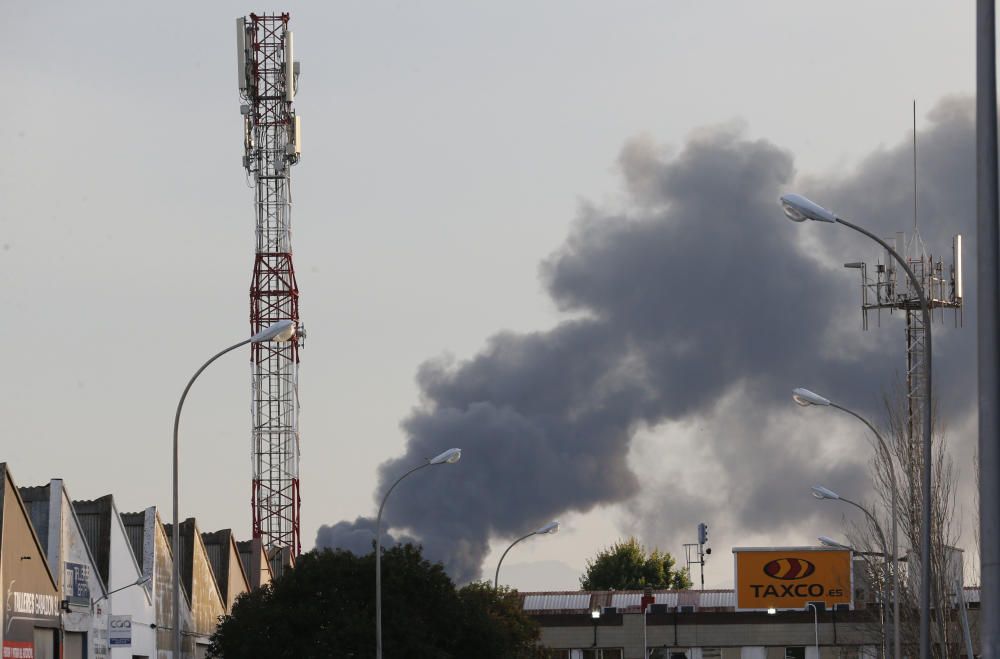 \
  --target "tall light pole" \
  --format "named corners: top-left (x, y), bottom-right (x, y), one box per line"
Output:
top-left (781, 193), bottom-right (933, 659)
top-left (977, 0), bottom-right (1000, 654)
top-left (494, 521), bottom-right (559, 589)
top-left (590, 607), bottom-right (601, 648)
top-left (806, 602), bottom-right (820, 656)
top-left (171, 320), bottom-right (295, 658)
top-left (375, 448), bottom-right (462, 659)
top-left (812, 486), bottom-right (891, 659)
top-left (793, 387), bottom-right (899, 659)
